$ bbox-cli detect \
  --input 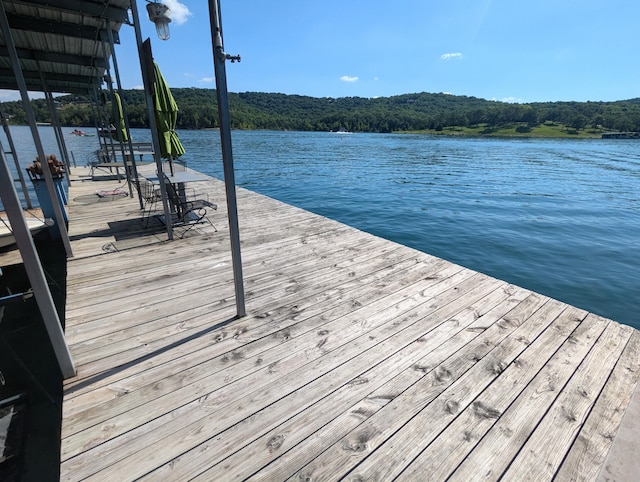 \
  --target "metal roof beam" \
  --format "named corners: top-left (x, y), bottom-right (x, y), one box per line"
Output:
top-left (0, 68), bottom-right (101, 85)
top-left (9, 0), bottom-right (129, 23)
top-left (7, 13), bottom-right (120, 43)
top-left (0, 77), bottom-right (99, 93)
top-left (0, 46), bottom-right (109, 68)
